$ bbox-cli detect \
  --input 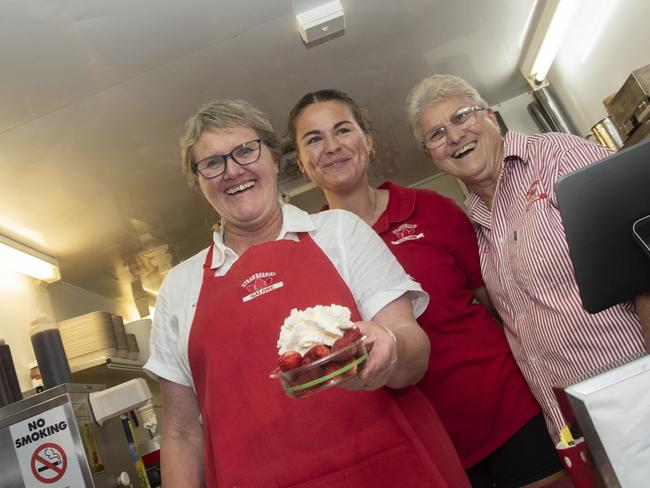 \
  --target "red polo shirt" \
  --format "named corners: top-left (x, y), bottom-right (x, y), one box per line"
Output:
top-left (373, 182), bottom-right (540, 468)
